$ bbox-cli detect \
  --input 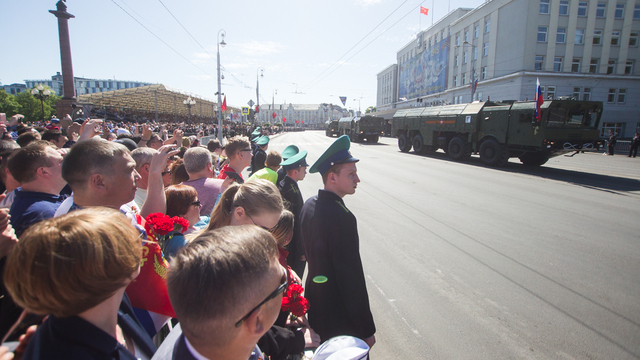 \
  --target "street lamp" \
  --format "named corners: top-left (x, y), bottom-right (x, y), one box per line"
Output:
top-left (183, 96), bottom-right (196, 123)
top-left (31, 84), bottom-right (51, 122)
top-left (217, 29), bottom-right (226, 144)
top-left (353, 98), bottom-right (362, 115)
top-left (256, 67), bottom-right (264, 124)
